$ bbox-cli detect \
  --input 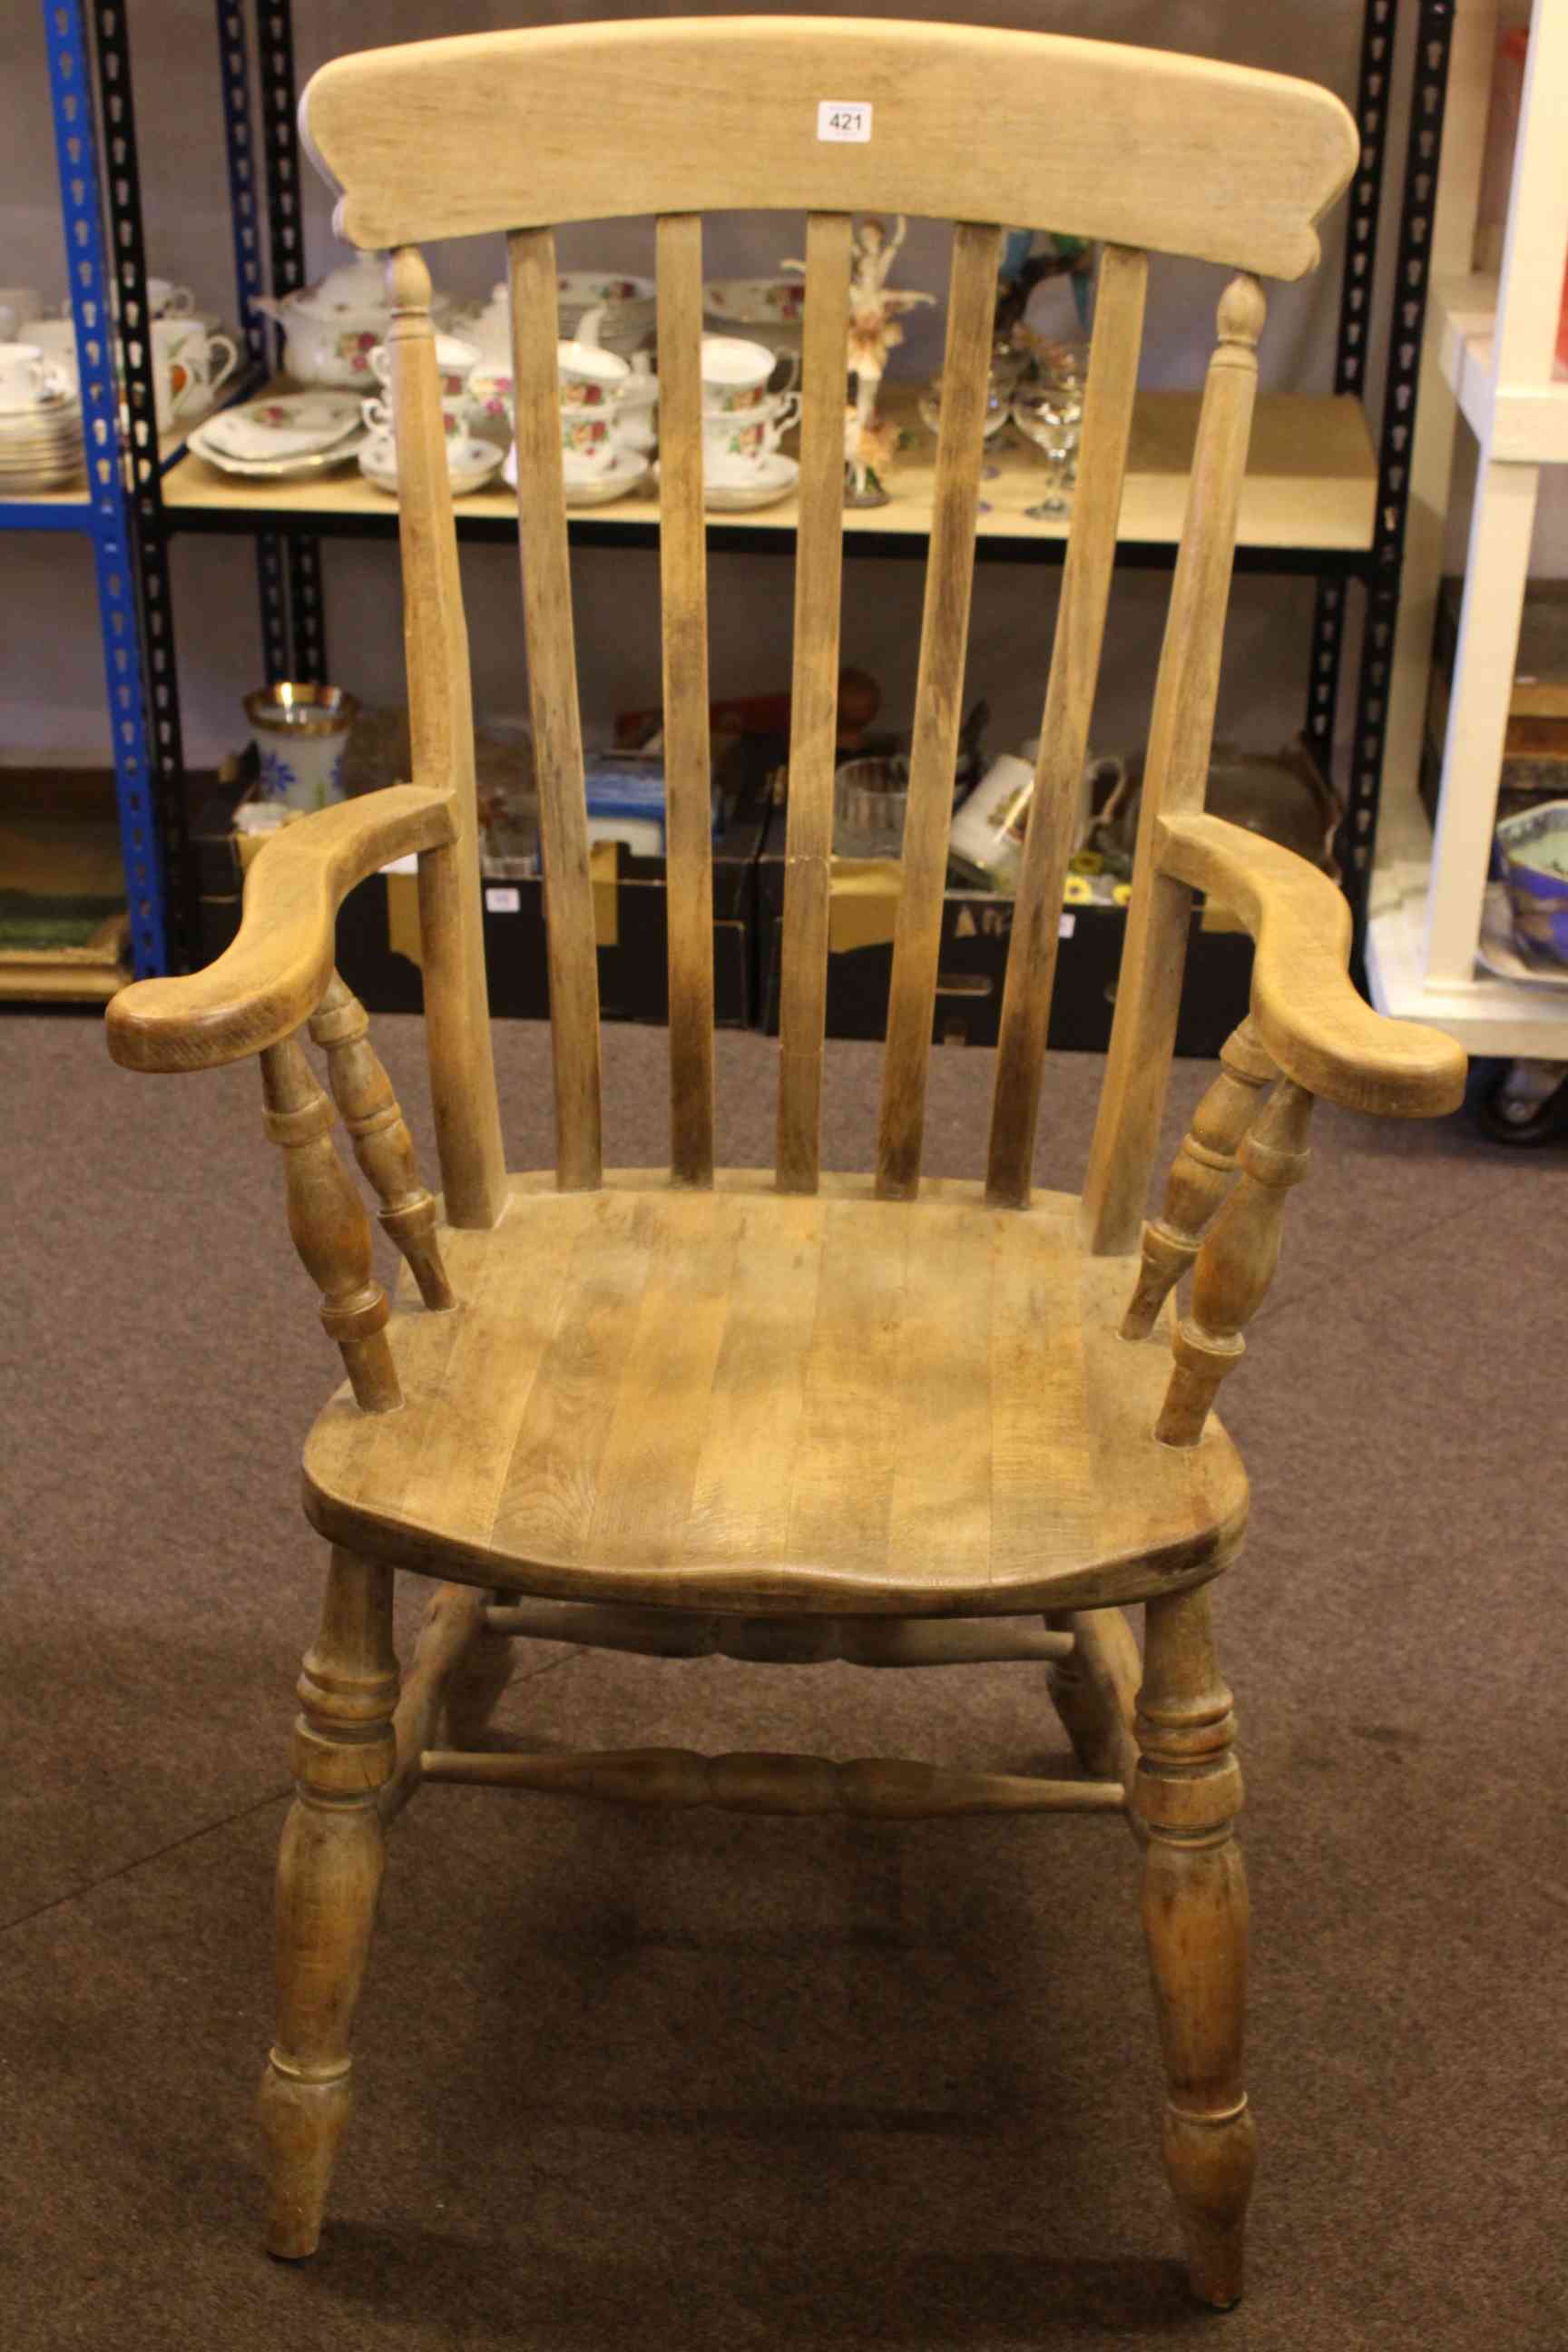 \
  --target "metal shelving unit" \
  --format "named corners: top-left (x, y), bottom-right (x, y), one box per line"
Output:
top-left (14, 0), bottom-right (1457, 988)
top-left (1367, 0), bottom-right (1568, 1063)
top-left (0, 0), bottom-right (171, 992)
